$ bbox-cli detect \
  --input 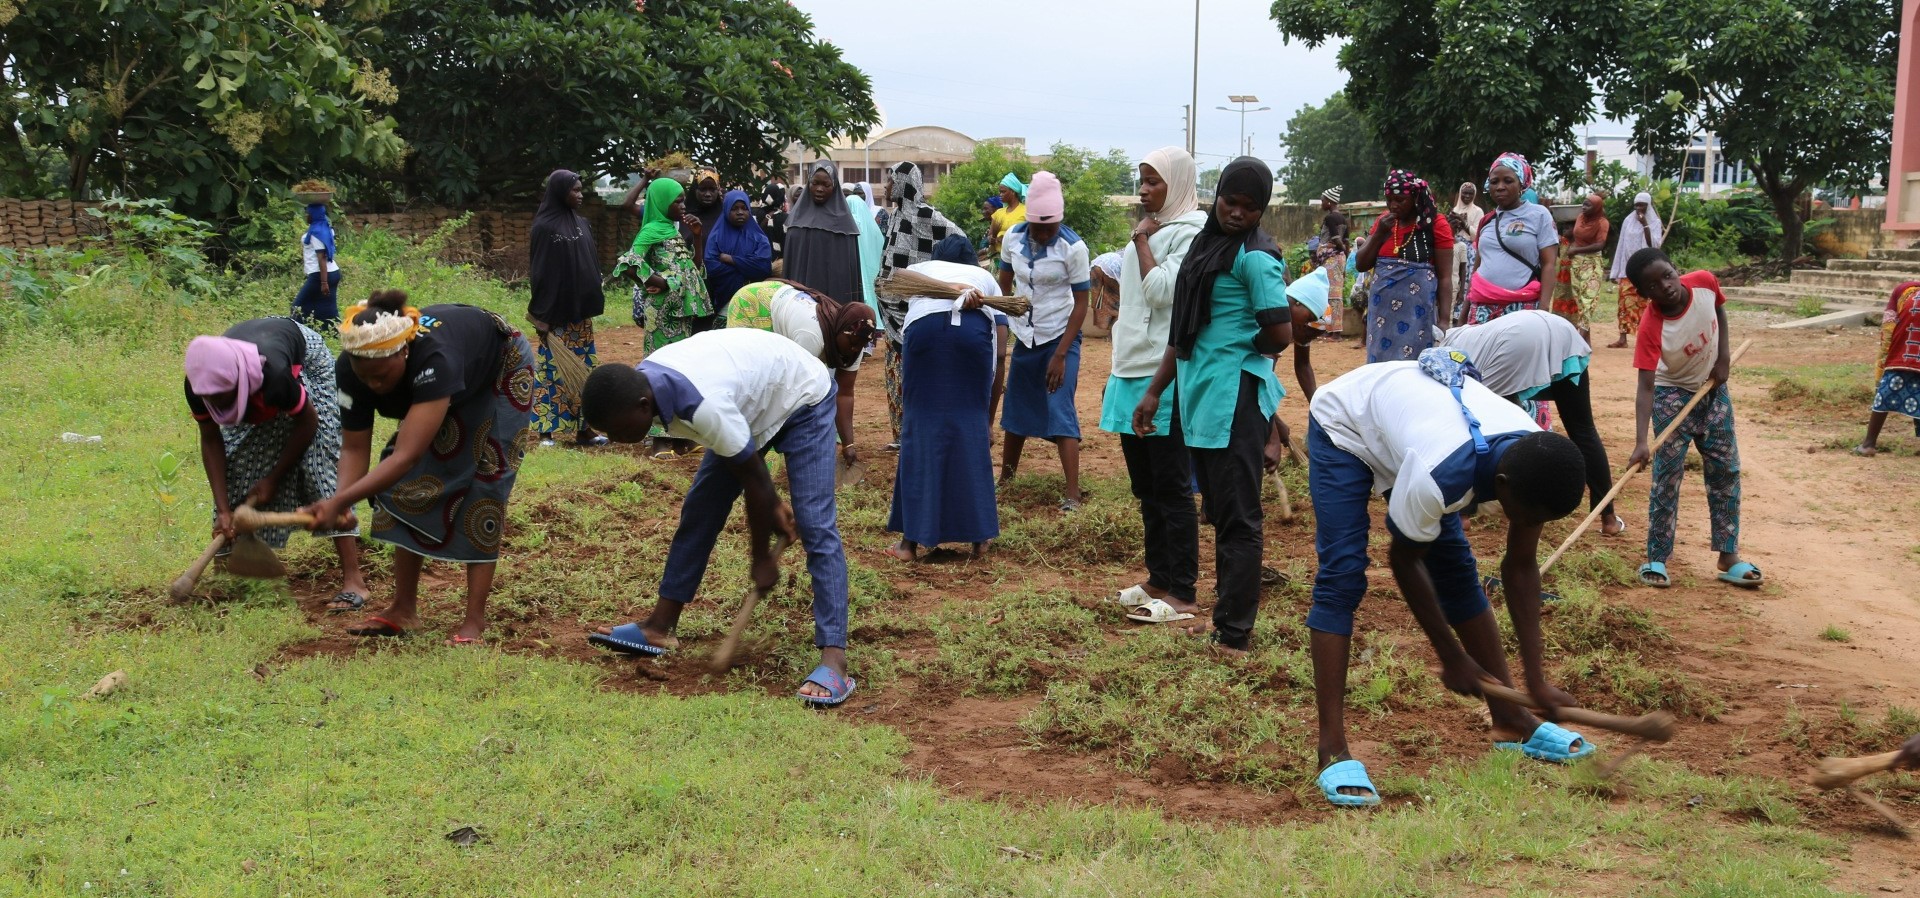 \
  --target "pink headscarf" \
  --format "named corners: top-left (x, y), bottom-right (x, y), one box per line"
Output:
top-left (1025, 171), bottom-right (1064, 224)
top-left (184, 336), bottom-right (264, 425)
